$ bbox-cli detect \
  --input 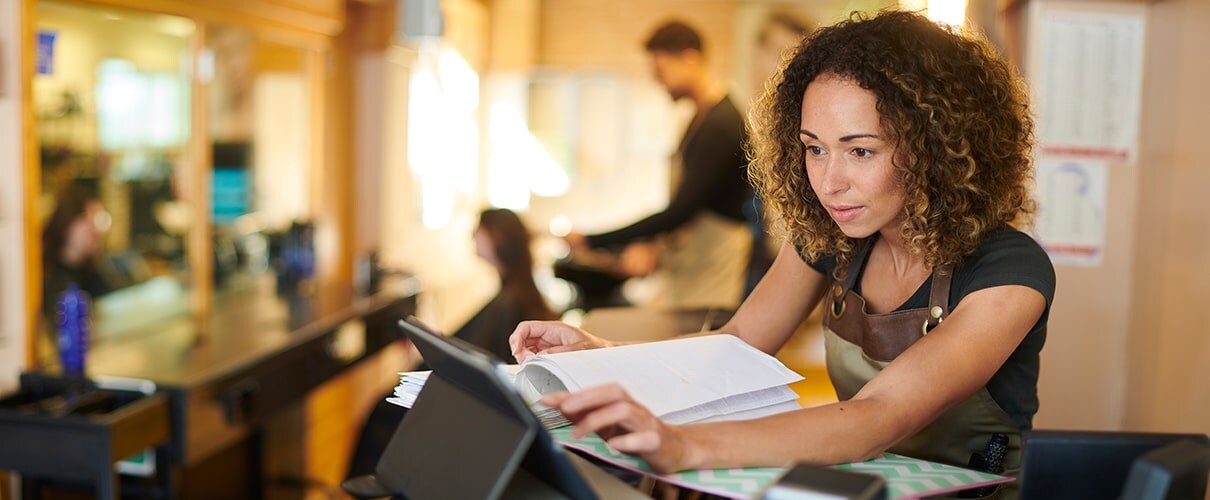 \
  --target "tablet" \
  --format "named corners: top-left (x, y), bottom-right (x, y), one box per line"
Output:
top-left (395, 316), bottom-right (603, 499)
